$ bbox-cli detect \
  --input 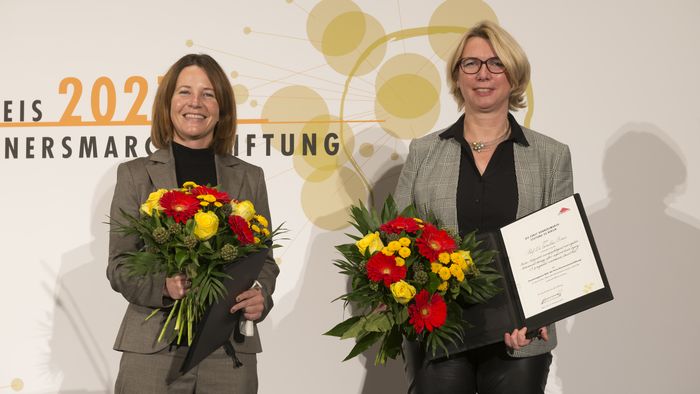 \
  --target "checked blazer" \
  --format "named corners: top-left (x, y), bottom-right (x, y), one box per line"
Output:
top-left (394, 119), bottom-right (573, 358)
